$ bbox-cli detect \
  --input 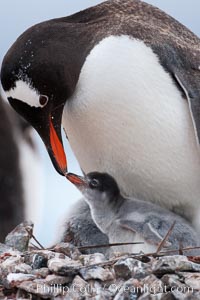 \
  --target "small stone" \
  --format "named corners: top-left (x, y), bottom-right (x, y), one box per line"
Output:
top-left (152, 256), bottom-right (200, 275)
top-left (5, 221), bottom-right (33, 252)
top-left (0, 243), bottom-right (13, 255)
top-left (87, 279), bottom-right (113, 298)
top-left (5, 273), bottom-right (36, 288)
top-left (80, 253), bottom-right (106, 266)
top-left (114, 258), bottom-right (134, 279)
top-left (114, 278), bottom-right (142, 300)
top-left (0, 250), bottom-right (21, 264)
top-left (0, 255), bottom-right (23, 273)
top-left (64, 275), bottom-right (89, 299)
top-left (45, 274), bottom-right (72, 285)
top-left (30, 268), bottom-right (49, 278)
top-left (19, 280), bottom-right (60, 298)
top-left (171, 290), bottom-right (200, 300)
top-left (90, 278), bottom-right (105, 289)
top-left (159, 293), bottom-right (177, 300)
top-left (73, 274), bottom-right (88, 286)
top-left (141, 274), bottom-right (164, 294)
top-left (54, 242), bottom-right (81, 259)
top-left (47, 251), bottom-right (66, 260)
top-left (114, 258), bottom-right (135, 279)
top-left (139, 292), bottom-right (168, 299)
top-left (48, 257), bottom-right (82, 276)
top-left (31, 267), bottom-right (49, 278)
top-left (79, 266), bottom-right (114, 281)
top-left (114, 258), bottom-right (150, 279)
top-left (31, 254), bottom-right (48, 269)
top-left (188, 292), bottom-right (200, 300)
top-left (180, 272), bottom-right (200, 290)
top-left (13, 263), bottom-right (32, 274)
top-left (103, 281), bottom-right (122, 297)
top-left (162, 274), bottom-right (186, 290)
